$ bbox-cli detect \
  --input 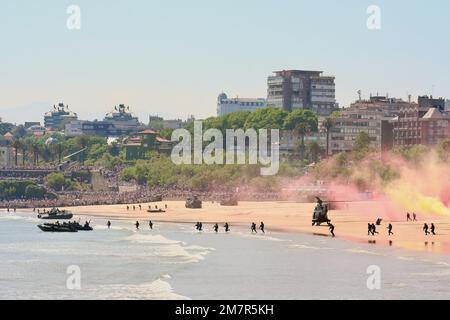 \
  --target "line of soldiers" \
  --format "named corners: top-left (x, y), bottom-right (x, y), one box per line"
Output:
top-left (126, 204), bottom-right (168, 210)
top-left (367, 221), bottom-right (437, 236)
